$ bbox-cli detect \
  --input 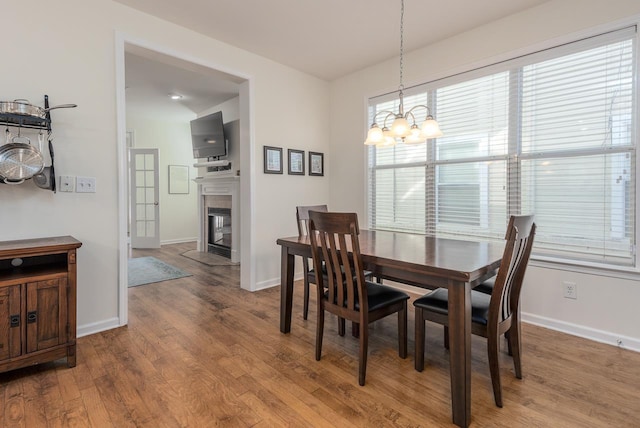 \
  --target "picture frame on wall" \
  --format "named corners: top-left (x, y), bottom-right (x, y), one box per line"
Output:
top-left (168, 165), bottom-right (189, 194)
top-left (309, 151), bottom-right (324, 176)
top-left (264, 146), bottom-right (283, 174)
top-left (288, 149), bottom-right (305, 175)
